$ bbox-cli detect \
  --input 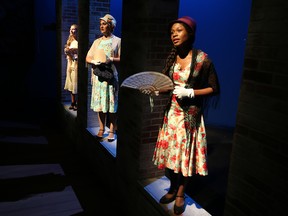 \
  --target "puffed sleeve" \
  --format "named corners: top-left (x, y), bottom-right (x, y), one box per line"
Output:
top-left (111, 36), bottom-right (121, 58)
top-left (86, 39), bottom-right (100, 60)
